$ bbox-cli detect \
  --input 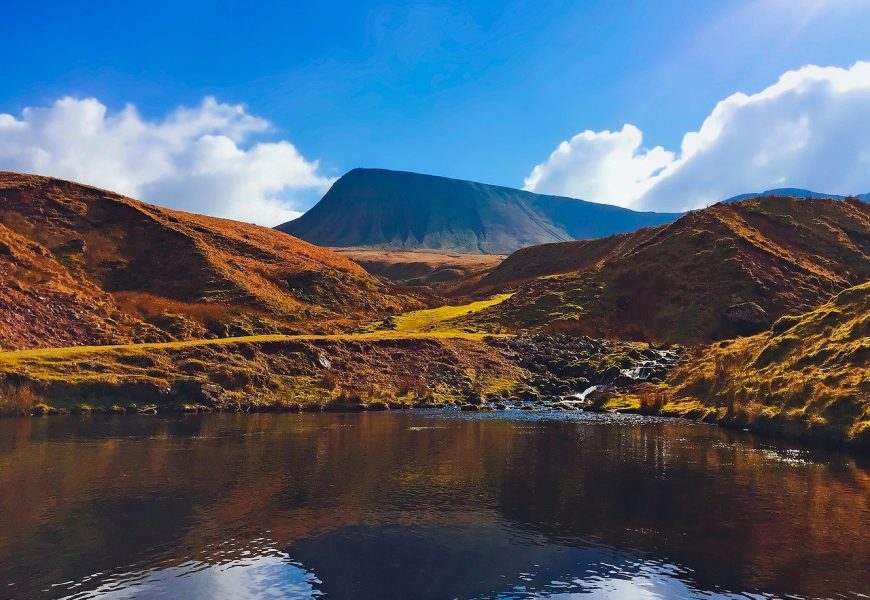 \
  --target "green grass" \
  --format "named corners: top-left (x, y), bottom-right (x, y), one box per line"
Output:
top-left (0, 294), bottom-right (514, 364)
top-left (364, 293), bottom-right (513, 334)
